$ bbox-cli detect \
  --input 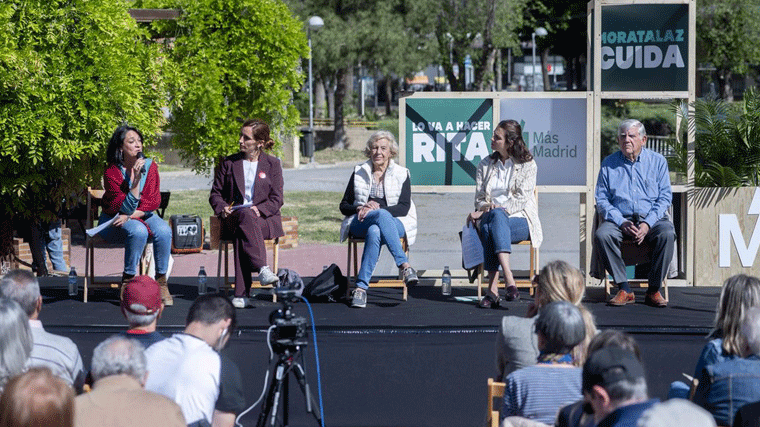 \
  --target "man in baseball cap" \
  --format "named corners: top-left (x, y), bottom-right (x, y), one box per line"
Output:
top-left (120, 275), bottom-right (166, 348)
top-left (582, 347), bottom-right (659, 426)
